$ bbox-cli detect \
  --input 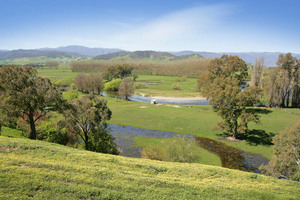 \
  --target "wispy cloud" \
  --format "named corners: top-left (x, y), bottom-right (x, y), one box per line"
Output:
top-left (103, 4), bottom-right (234, 51)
